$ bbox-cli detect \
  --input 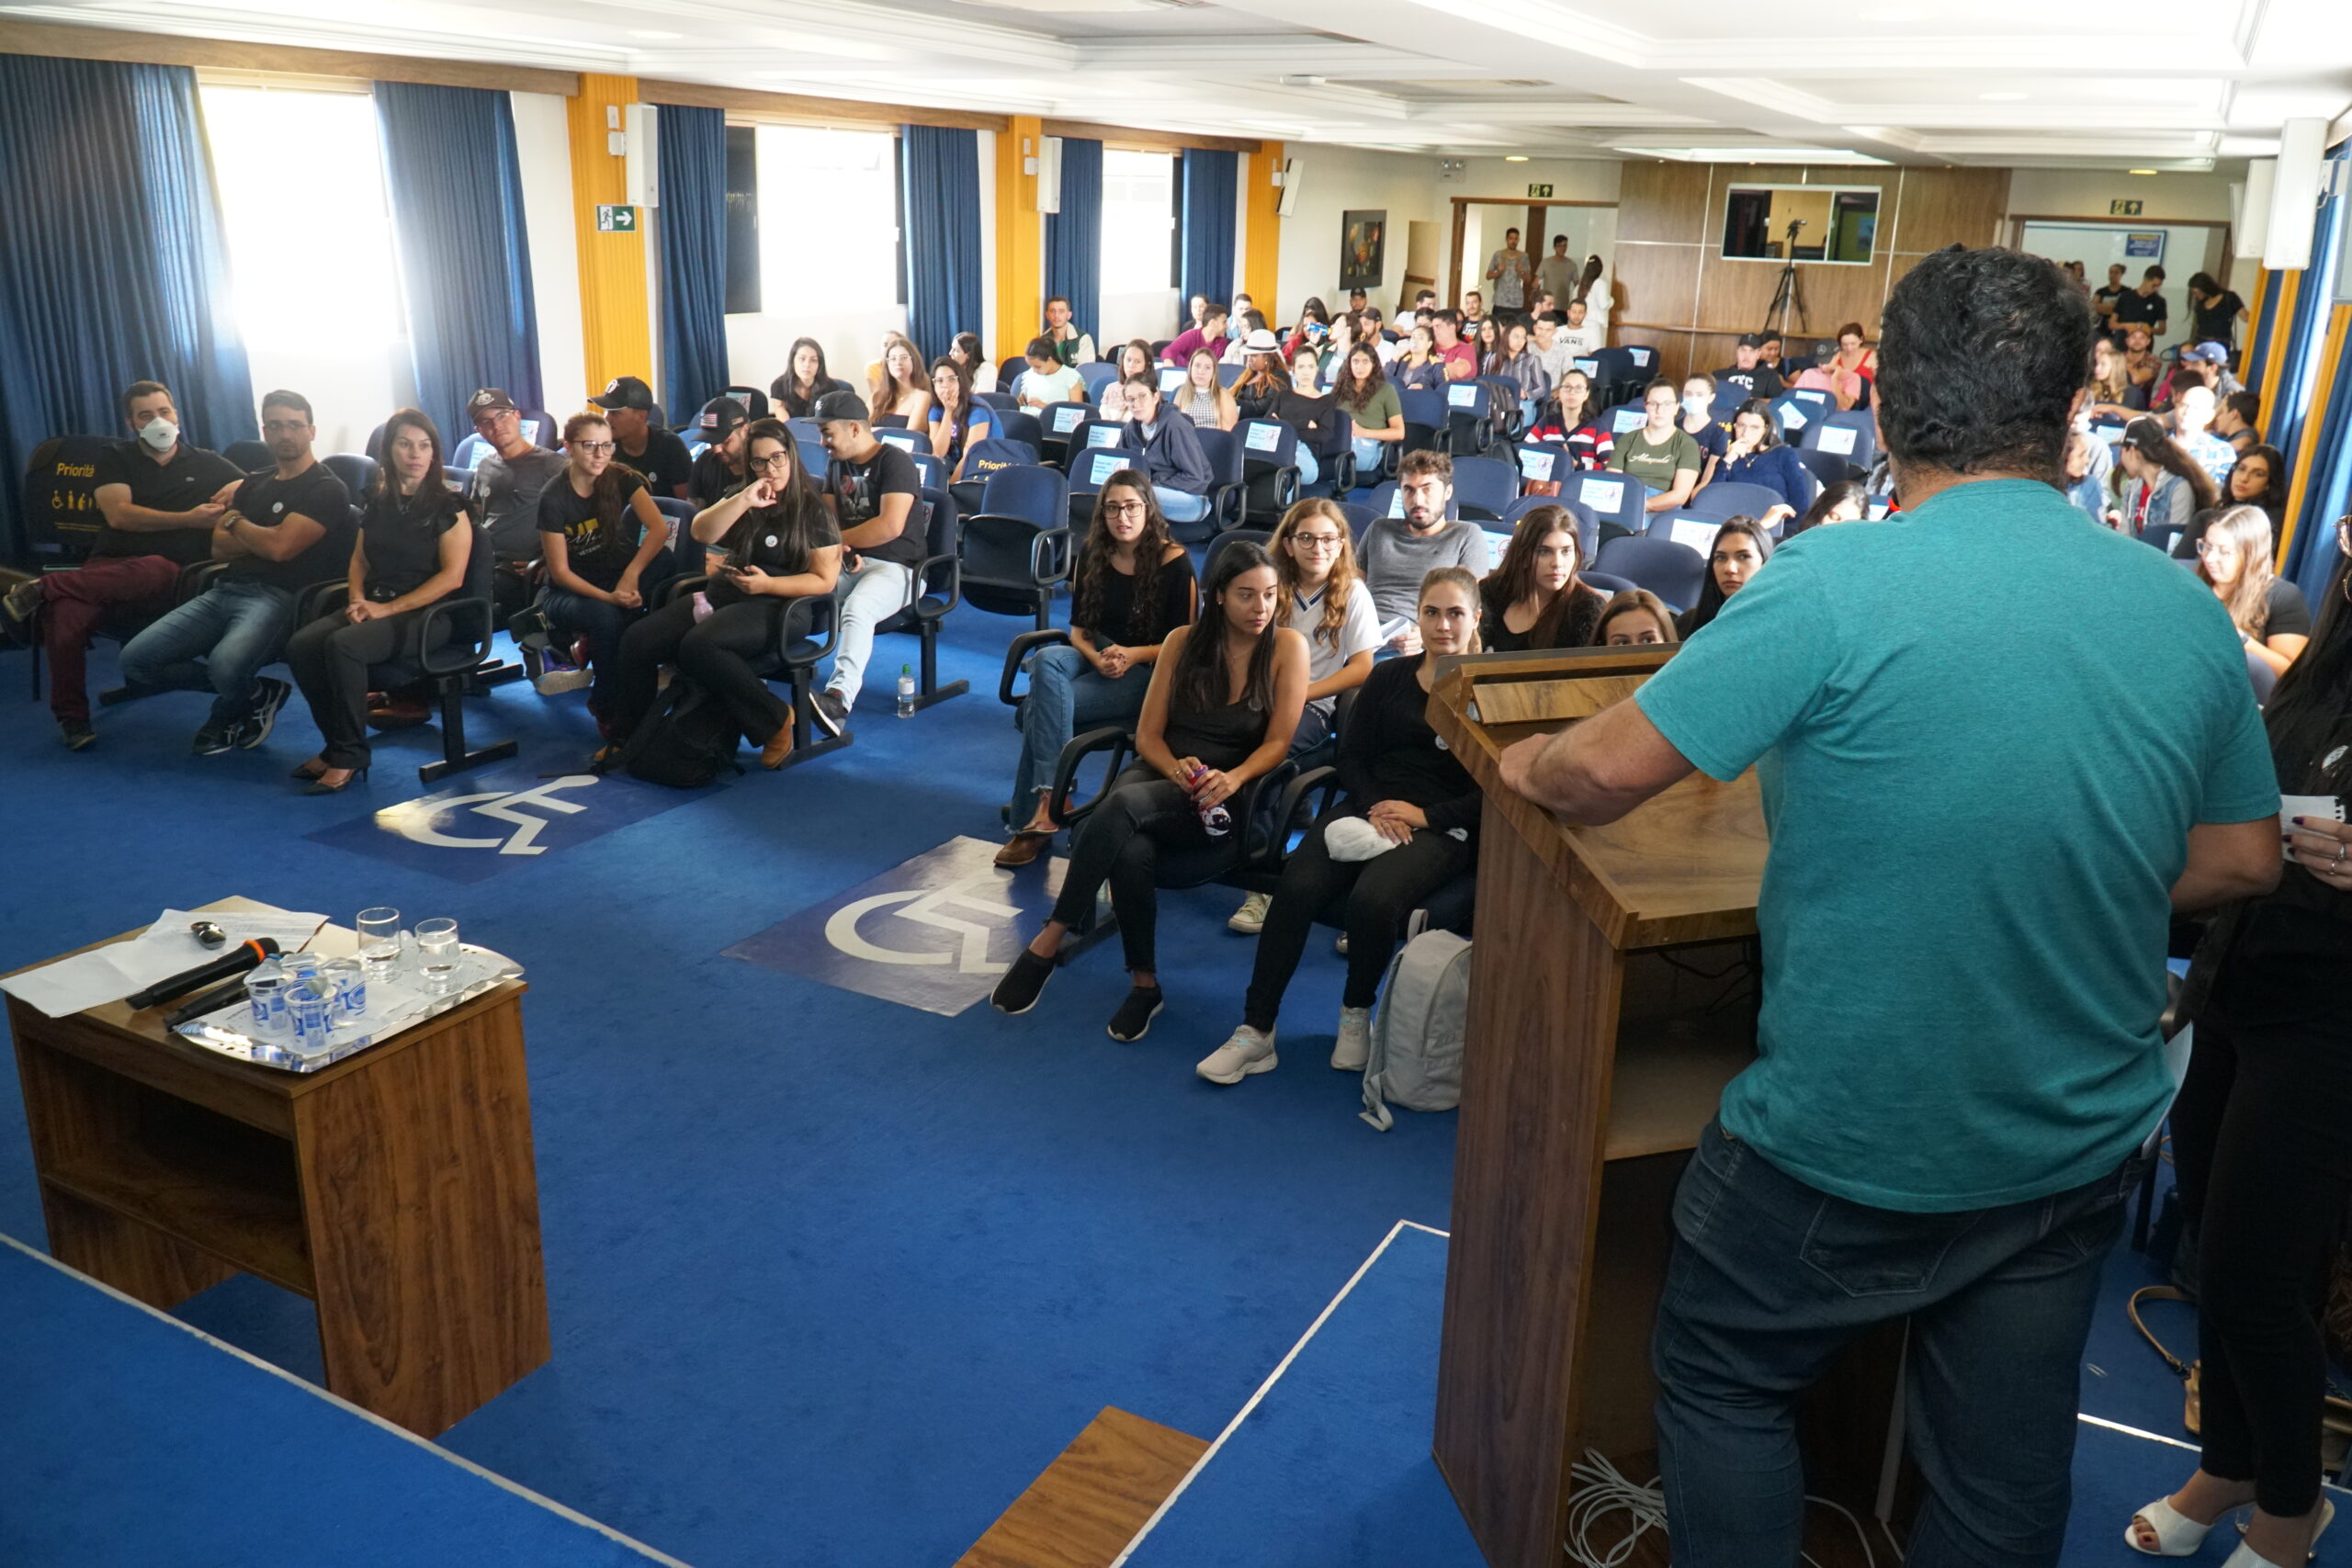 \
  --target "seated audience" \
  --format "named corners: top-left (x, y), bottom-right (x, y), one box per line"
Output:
top-left (1283, 297), bottom-right (1331, 360)
top-left (2177, 339), bottom-right (2245, 400)
top-left (1610, 379), bottom-right (1703, 513)
top-left (2113, 417), bottom-right (2219, 538)
top-left (686, 397), bottom-right (751, 512)
top-left (2170, 385), bottom-right (2239, 483)
top-left (2194, 442), bottom-right (2289, 547)
top-left (591, 377), bottom-right (693, 500)
top-left (1525, 368), bottom-right (1613, 470)
top-left (1715, 333), bottom-right (1785, 400)
top-left (926, 357), bottom-right (989, 471)
top-left (2120, 322), bottom-right (2163, 391)
top-left (463, 387), bottom-right (570, 620)
top-left (606, 419), bottom-right (842, 771)
top-left (1230, 334), bottom-right (1289, 423)
top-left (1756, 330), bottom-right (1786, 373)
top-left (1194, 565), bottom-right (1481, 1085)
top-left (1825, 322), bottom-right (1877, 410)
top-left (1118, 376), bottom-right (1216, 525)
top-left (1593, 588), bottom-right (1679, 646)
top-left (996, 476), bottom-right (1197, 868)
top-left (1480, 505), bottom-right (1606, 652)
top-left (1044, 296), bottom-right (1097, 367)
top-left (1555, 297), bottom-right (1602, 357)
top-left (1676, 514), bottom-right (1773, 638)
top-left (1460, 291), bottom-right (1487, 331)
top-left (534, 411), bottom-right (680, 735)
top-left (1266, 498), bottom-right (1379, 756)
top-left (2064, 429), bottom-right (2118, 530)
top-left (1014, 335), bottom-right (1086, 410)
top-left (119, 389), bottom-right (350, 754)
top-left (1332, 344), bottom-right (1404, 474)
top-left (1531, 311), bottom-right (1577, 392)
top-left (1486, 319), bottom-right (1551, 424)
top-left (989, 541), bottom-right (1309, 1040)
top-left (1714, 398), bottom-right (1819, 523)
top-left (949, 333), bottom-right (999, 395)
top-left (1, 379), bottom-right (241, 750)
top-left (1165, 305), bottom-right (1230, 367)
top-left (2196, 503), bottom-right (2310, 678)
top-left (284, 409), bottom-right (473, 794)
top-left (772, 337), bottom-right (850, 420)
top-left (2087, 336), bottom-right (2143, 420)
top-left (2215, 389), bottom-right (2263, 454)
top-left (1173, 347), bottom-right (1230, 430)
top-left (1785, 479), bottom-right (1870, 536)
top-left (1392, 323), bottom-right (1447, 393)
top-left (1679, 373), bottom-right (1727, 482)
top-left (1220, 310), bottom-right (1269, 365)
top-left (1471, 316), bottom-right (1504, 373)
top-left (1180, 293), bottom-right (1208, 336)
top-left (1431, 310), bottom-right (1477, 381)
top-left (1097, 340), bottom-right (1157, 422)
top-left (1315, 312), bottom-right (1357, 383)
top-left (1272, 347), bottom-right (1342, 490)
top-left (1359, 450), bottom-right (1485, 653)
top-left (869, 337), bottom-right (933, 428)
top-left (811, 389), bottom-right (926, 737)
